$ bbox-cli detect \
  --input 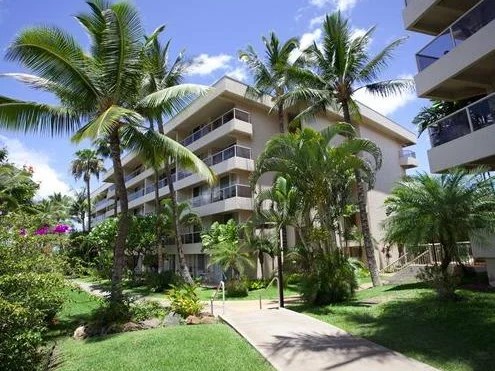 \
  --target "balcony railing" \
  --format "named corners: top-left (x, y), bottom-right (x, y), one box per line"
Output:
top-left (204, 145), bottom-right (251, 166)
top-left (92, 215), bottom-right (105, 223)
top-left (191, 184), bottom-right (252, 208)
top-left (416, 0), bottom-right (495, 71)
top-left (128, 188), bottom-right (145, 202)
top-left (429, 93), bottom-right (495, 147)
top-left (399, 149), bottom-right (416, 159)
top-left (181, 108), bottom-right (250, 147)
top-left (124, 167), bottom-right (143, 182)
top-left (165, 232), bottom-right (202, 245)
